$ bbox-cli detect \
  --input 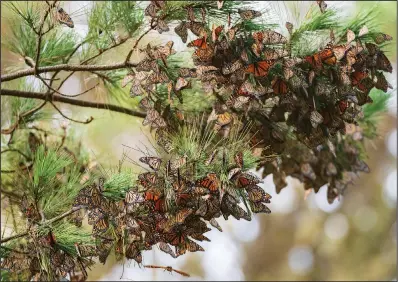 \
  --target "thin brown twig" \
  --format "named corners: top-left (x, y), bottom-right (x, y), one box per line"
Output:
top-left (34, 3), bottom-right (53, 74)
top-left (1, 100), bottom-right (47, 139)
top-left (58, 83), bottom-right (98, 98)
top-left (1, 89), bottom-right (146, 118)
top-left (0, 206), bottom-right (84, 244)
top-left (82, 37), bottom-right (130, 65)
top-left (50, 101), bottom-right (94, 124)
top-left (1, 149), bottom-right (30, 160)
